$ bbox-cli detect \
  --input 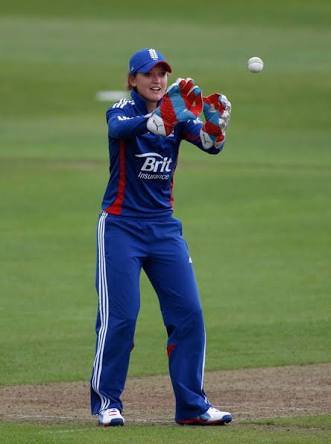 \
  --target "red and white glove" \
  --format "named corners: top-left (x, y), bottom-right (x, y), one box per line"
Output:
top-left (200, 93), bottom-right (231, 149)
top-left (147, 78), bottom-right (203, 136)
